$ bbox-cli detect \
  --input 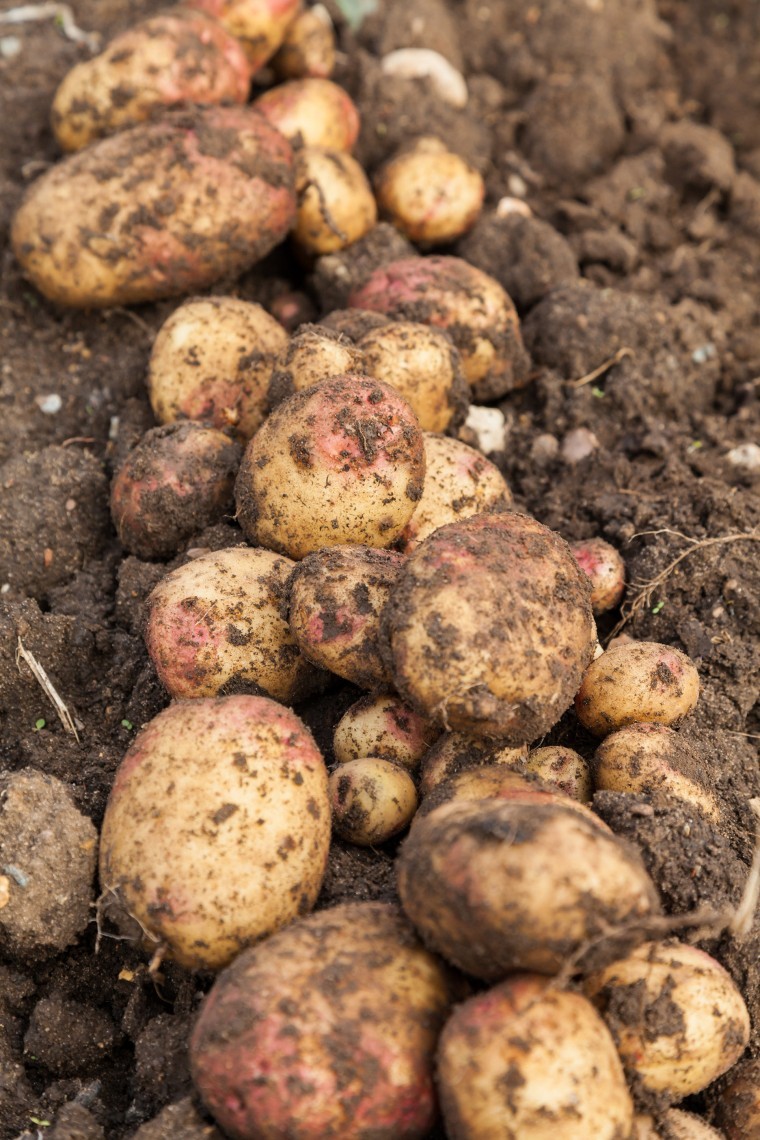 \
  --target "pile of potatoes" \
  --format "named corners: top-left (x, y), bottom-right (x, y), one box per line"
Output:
top-left (9, 3), bottom-right (756, 1137)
